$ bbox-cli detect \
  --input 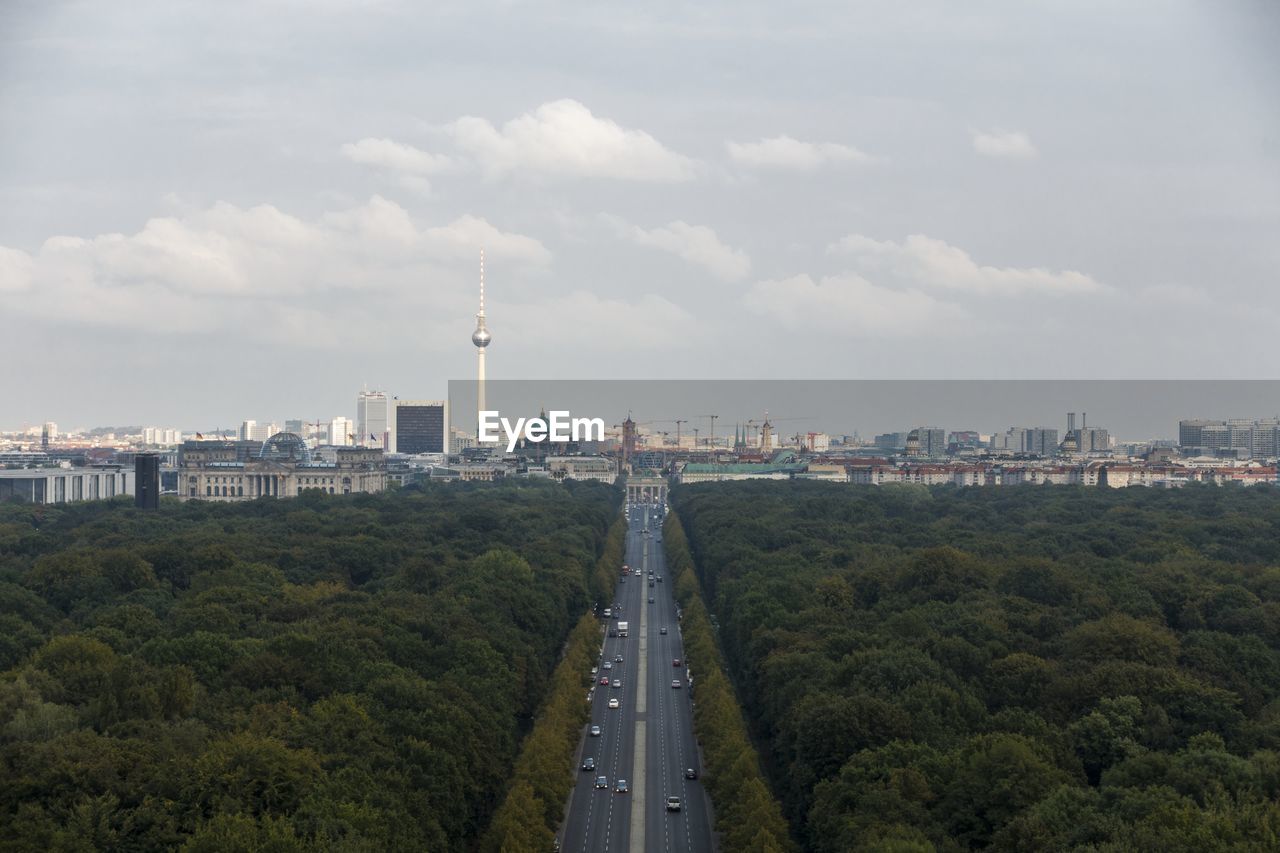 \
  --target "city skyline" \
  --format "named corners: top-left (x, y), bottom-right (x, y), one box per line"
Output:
top-left (3, 2), bottom-right (1280, 427)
